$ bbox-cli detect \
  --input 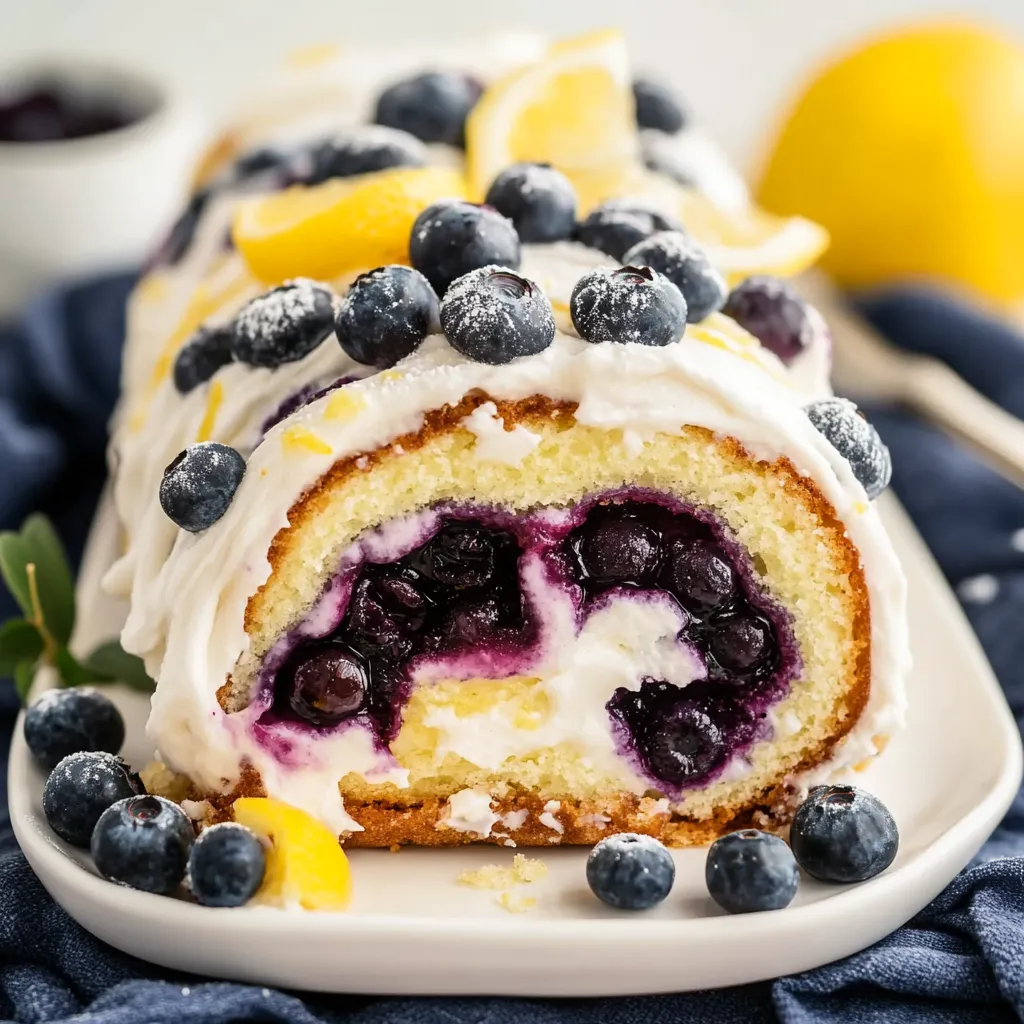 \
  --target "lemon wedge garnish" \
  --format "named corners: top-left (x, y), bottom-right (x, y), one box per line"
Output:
top-left (233, 166), bottom-right (468, 285)
top-left (466, 29), bottom-right (638, 199)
